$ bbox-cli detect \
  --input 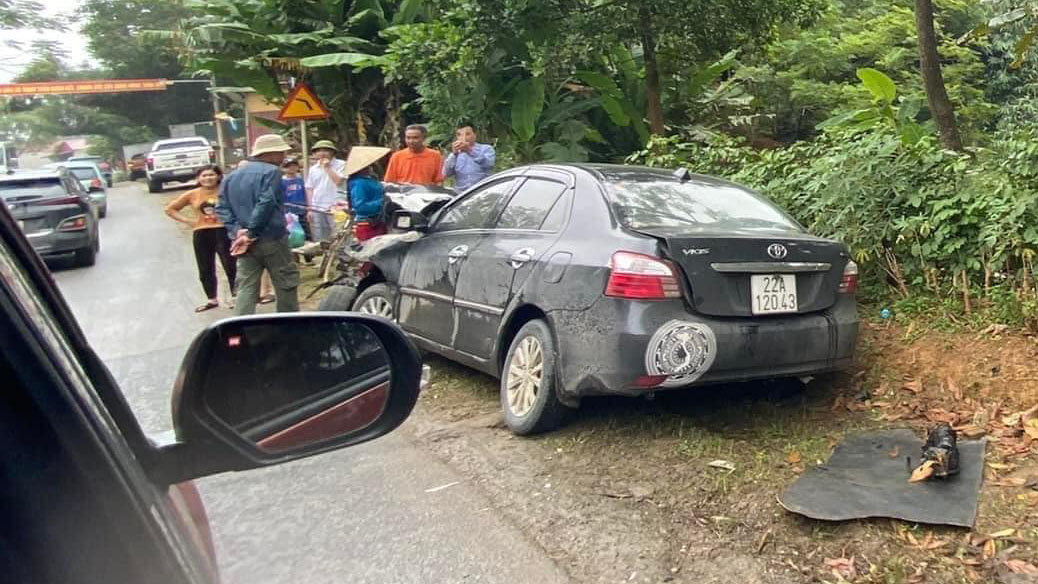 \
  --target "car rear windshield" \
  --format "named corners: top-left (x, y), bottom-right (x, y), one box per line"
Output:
top-left (605, 178), bottom-right (802, 232)
top-left (0, 179), bottom-right (65, 200)
top-left (154, 140), bottom-right (207, 151)
top-left (66, 168), bottom-right (99, 180)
